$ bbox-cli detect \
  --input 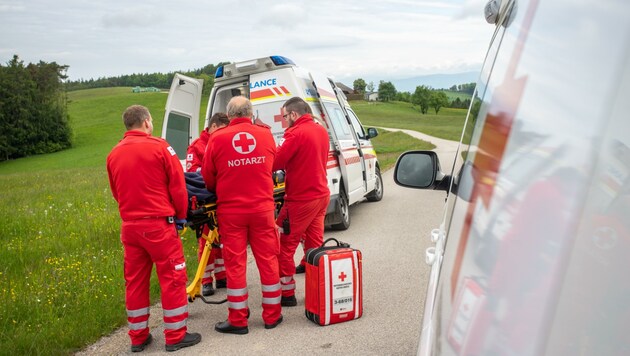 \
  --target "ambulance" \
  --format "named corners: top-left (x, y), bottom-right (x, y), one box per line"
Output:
top-left (161, 56), bottom-right (383, 230)
top-left (394, 0), bottom-right (630, 354)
